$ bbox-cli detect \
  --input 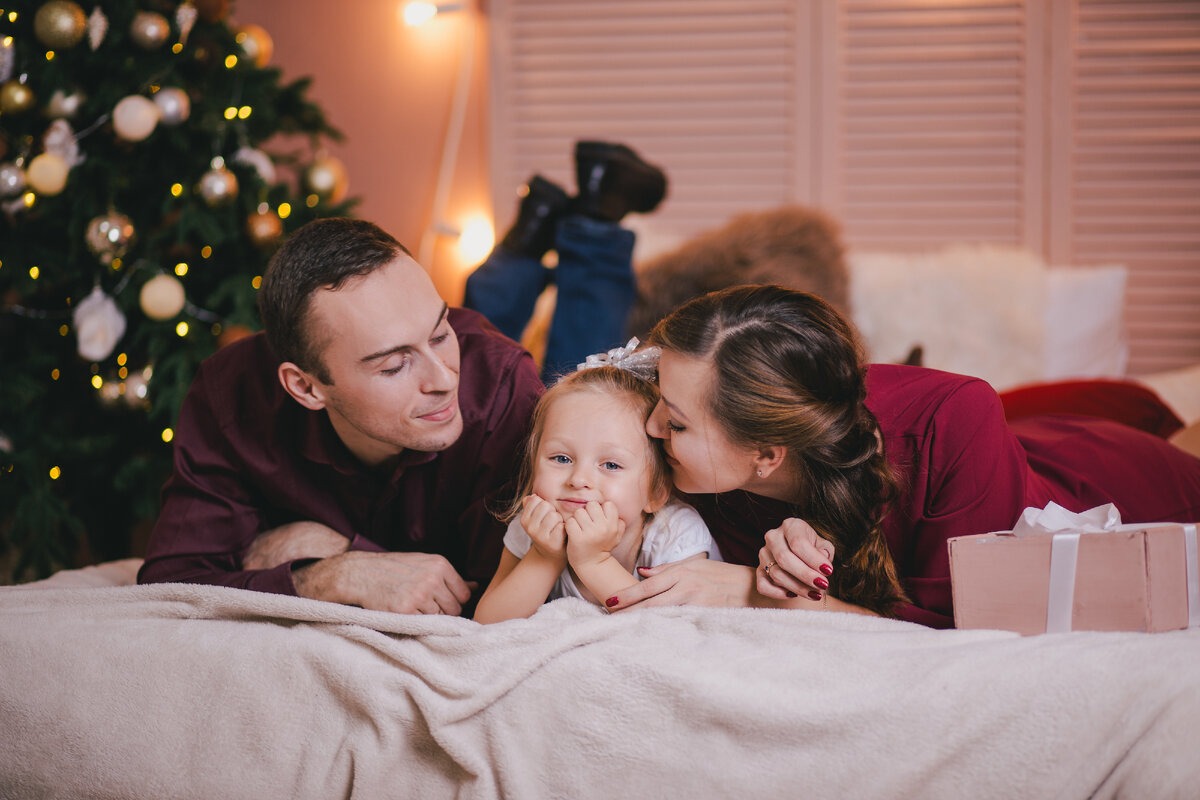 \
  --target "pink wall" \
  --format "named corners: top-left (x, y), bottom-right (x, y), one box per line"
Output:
top-left (232, 0), bottom-right (491, 303)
